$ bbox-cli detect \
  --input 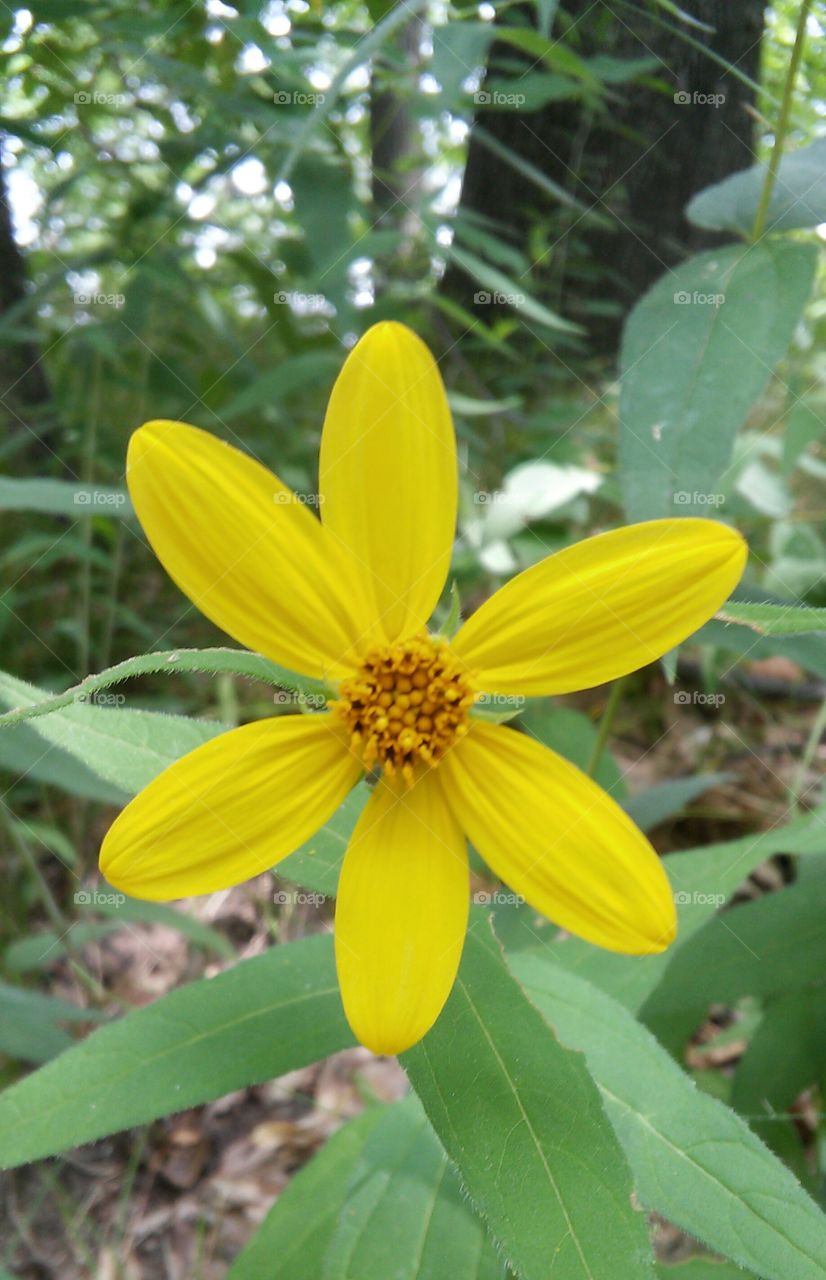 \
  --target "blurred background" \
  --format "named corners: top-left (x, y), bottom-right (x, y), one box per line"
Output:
top-left (1, 1), bottom-right (826, 1276)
